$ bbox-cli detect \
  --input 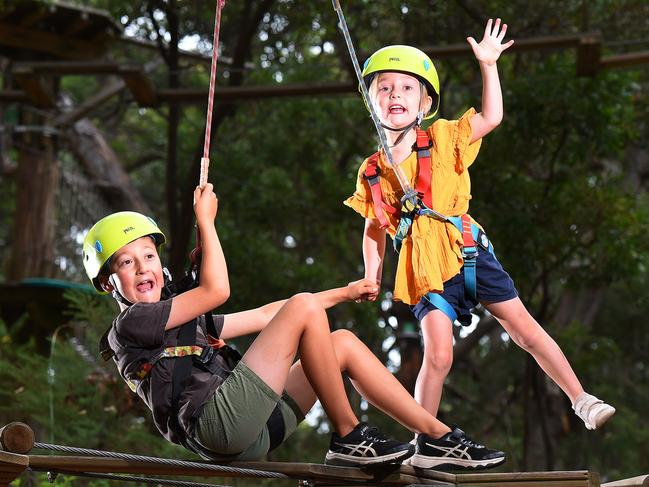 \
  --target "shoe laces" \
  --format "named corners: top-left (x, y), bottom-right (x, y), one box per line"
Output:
top-left (452, 430), bottom-right (483, 449)
top-left (361, 425), bottom-right (388, 443)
